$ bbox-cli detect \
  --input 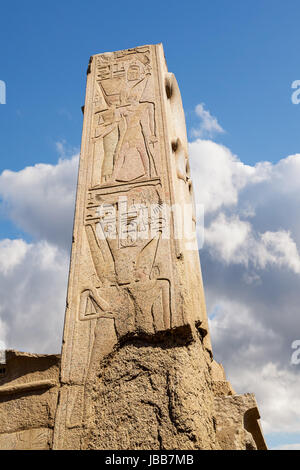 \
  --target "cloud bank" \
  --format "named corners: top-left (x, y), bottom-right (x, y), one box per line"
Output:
top-left (0, 155), bottom-right (79, 250)
top-left (191, 103), bottom-right (225, 139)
top-left (189, 137), bottom-right (300, 436)
top-left (0, 154), bottom-right (78, 354)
